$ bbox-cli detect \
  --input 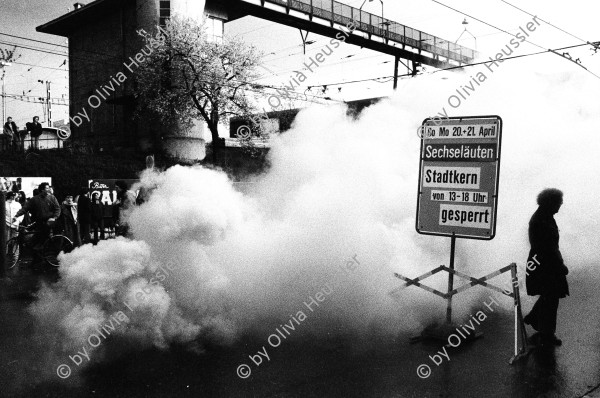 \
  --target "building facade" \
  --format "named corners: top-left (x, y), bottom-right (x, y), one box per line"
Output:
top-left (37, 0), bottom-right (226, 159)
